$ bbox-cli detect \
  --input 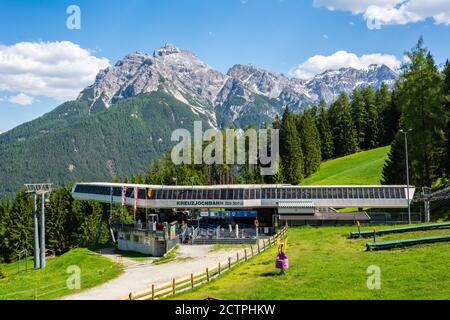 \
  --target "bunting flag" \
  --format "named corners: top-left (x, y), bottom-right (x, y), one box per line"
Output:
top-left (134, 187), bottom-right (139, 213)
top-left (121, 186), bottom-right (128, 206)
